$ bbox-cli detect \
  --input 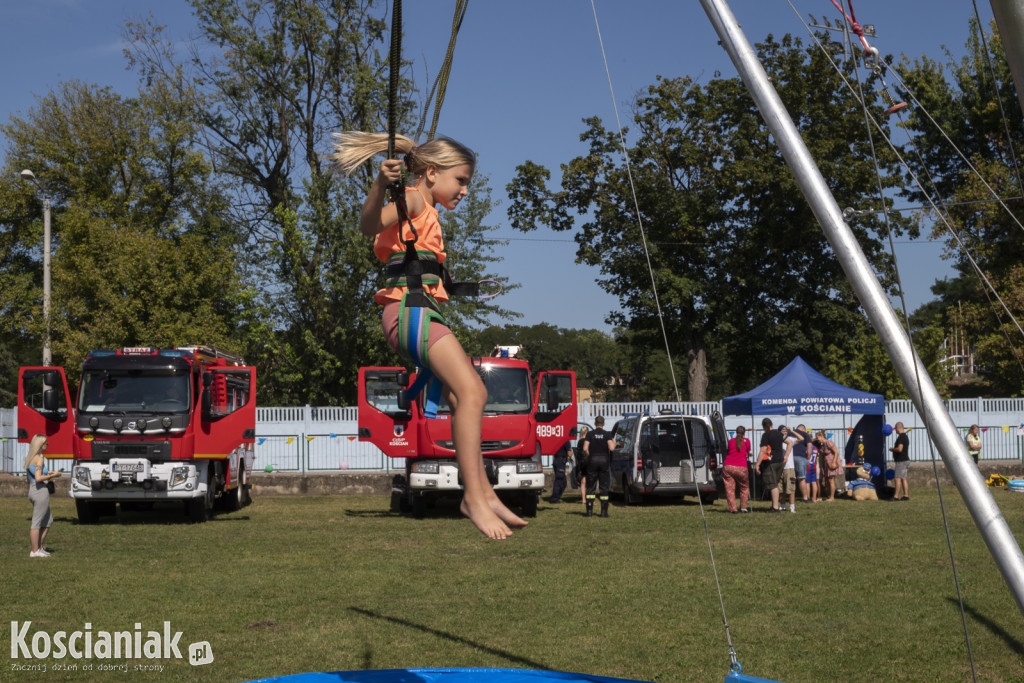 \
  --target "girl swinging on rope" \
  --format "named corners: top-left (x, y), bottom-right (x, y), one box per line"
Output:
top-left (332, 132), bottom-right (526, 540)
